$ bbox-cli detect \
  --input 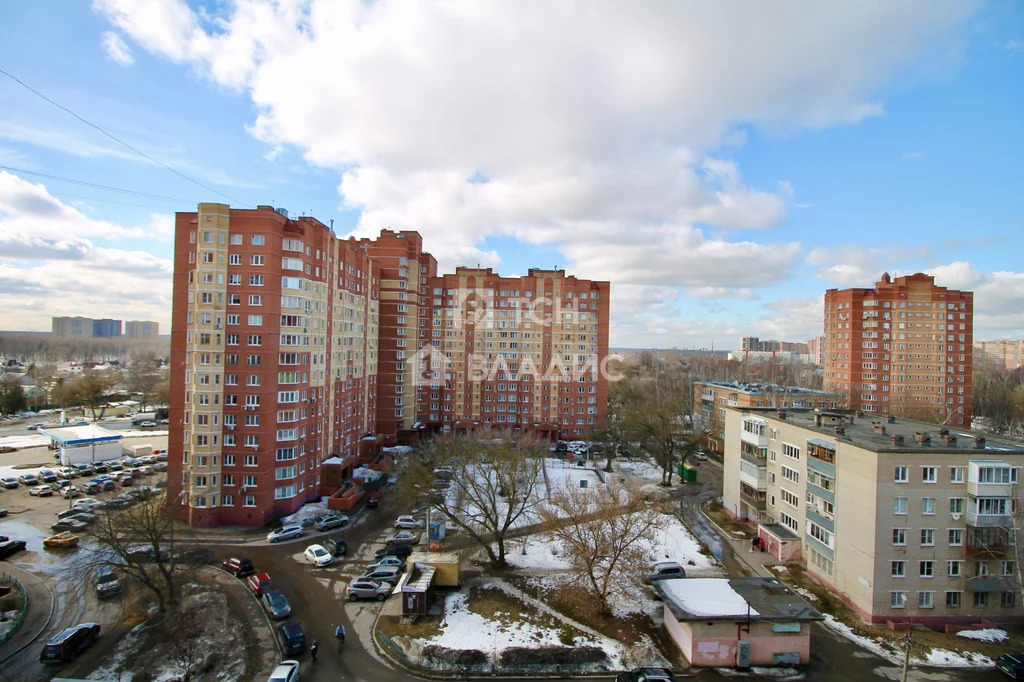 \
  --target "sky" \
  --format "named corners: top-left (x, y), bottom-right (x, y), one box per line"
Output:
top-left (0, 1), bottom-right (1022, 349)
